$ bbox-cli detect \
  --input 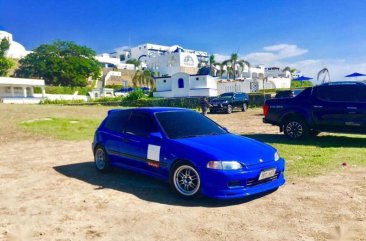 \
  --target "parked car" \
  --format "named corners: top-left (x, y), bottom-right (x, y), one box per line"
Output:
top-left (93, 107), bottom-right (285, 199)
top-left (274, 89), bottom-right (303, 99)
top-left (263, 81), bottom-right (366, 139)
top-left (210, 92), bottom-right (249, 114)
